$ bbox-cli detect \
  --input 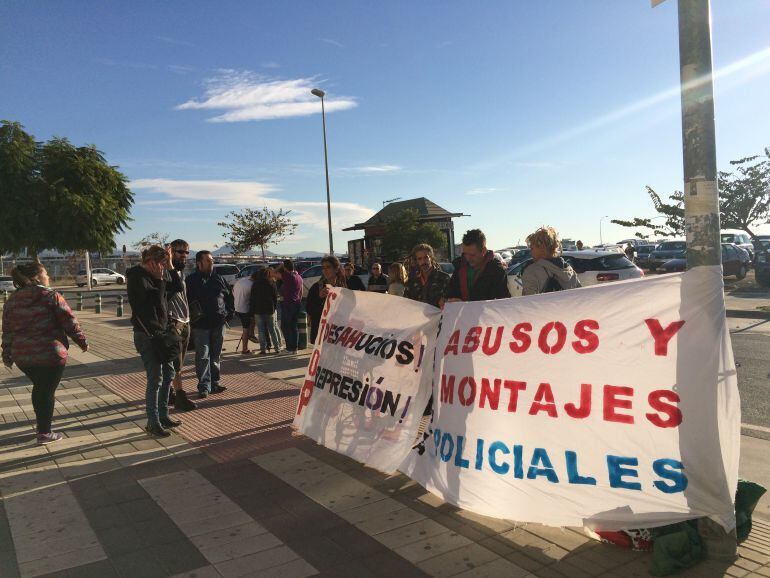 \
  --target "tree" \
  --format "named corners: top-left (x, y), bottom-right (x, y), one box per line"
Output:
top-left (612, 149), bottom-right (770, 240)
top-left (718, 149), bottom-right (770, 238)
top-left (0, 121), bottom-right (133, 262)
top-left (611, 187), bottom-right (684, 239)
top-left (218, 207), bottom-right (297, 259)
top-left (133, 232), bottom-right (169, 250)
top-left (381, 209), bottom-right (448, 262)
